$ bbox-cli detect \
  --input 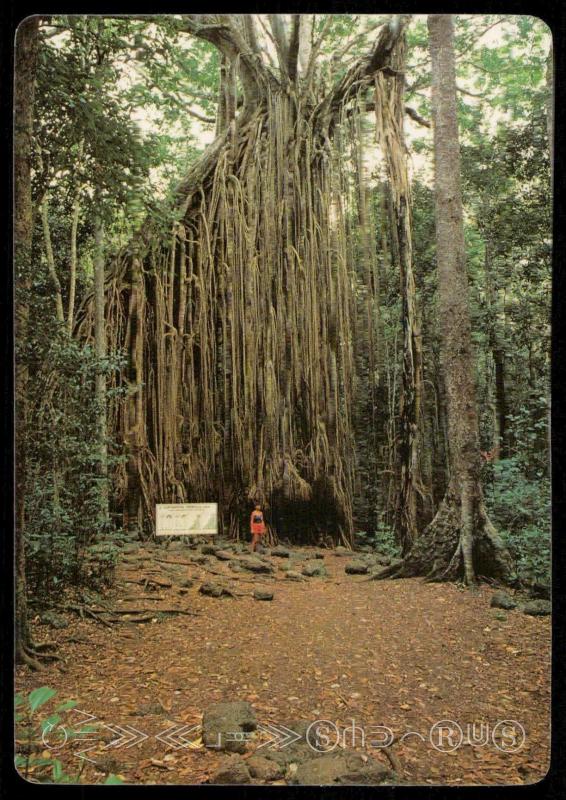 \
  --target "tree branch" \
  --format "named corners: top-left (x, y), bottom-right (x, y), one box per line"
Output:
top-left (255, 15), bottom-right (279, 70)
top-left (405, 105), bottom-right (431, 127)
top-left (186, 107), bottom-right (216, 124)
top-left (304, 15), bottom-right (333, 90)
top-left (316, 15), bottom-right (411, 127)
top-left (287, 15), bottom-right (301, 83)
top-left (178, 15), bottom-right (279, 105)
top-left (241, 14), bottom-right (261, 56)
top-left (335, 19), bottom-right (386, 61)
top-left (457, 84), bottom-right (486, 98)
top-left (268, 14), bottom-right (289, 78)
